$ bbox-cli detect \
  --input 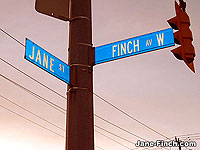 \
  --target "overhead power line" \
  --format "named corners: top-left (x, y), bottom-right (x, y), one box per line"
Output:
top-left (0, 94), bottom-right (133, 149)
top-left (0, 57), bottom-right (67, 100)
top-left (95, 127), bottom-right (149, 150)
top-left (95, 130), bottom-right (132, 150)
top-left (93, 92), bottom-right (170, 140)
top-left (95, 146), bottom-right (105, 150)
top-left (0, 102), bottom-right (113, 150)
top-left (95, 125), bottom-right (136, 145)
top-left (0, 94), bottom-right (65, 131)
top-left (0, 88), bottom-right (141, 148)
top-left (182, 135), bottom-right (200, 140)
top-left (0, 96), bottom-right (133, 150)
top-left (176, 133), bottom-right (200, 138)
top-left (0, 72), bottom-right (148, 143)
top-left (0, 73), bottom-right (66, 113)
top-left (0, 78), bottom-right (146, 140)
top-left (0, 103), bottom-right (64, 138)
top-left (192, 138), bottom-right (200, 141)
top-left (95, 115), bottom-right (168, 150)
top-left (0, 28), bottom-right (25, 47)
top-left (94, 114), bottom-right (147, 141)
top-left (0, 28), bottom-right (66, 99)
top-left (0, 63), bottom-right (147, 141)
top-left (0, 60), bottom-right (150, 142)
